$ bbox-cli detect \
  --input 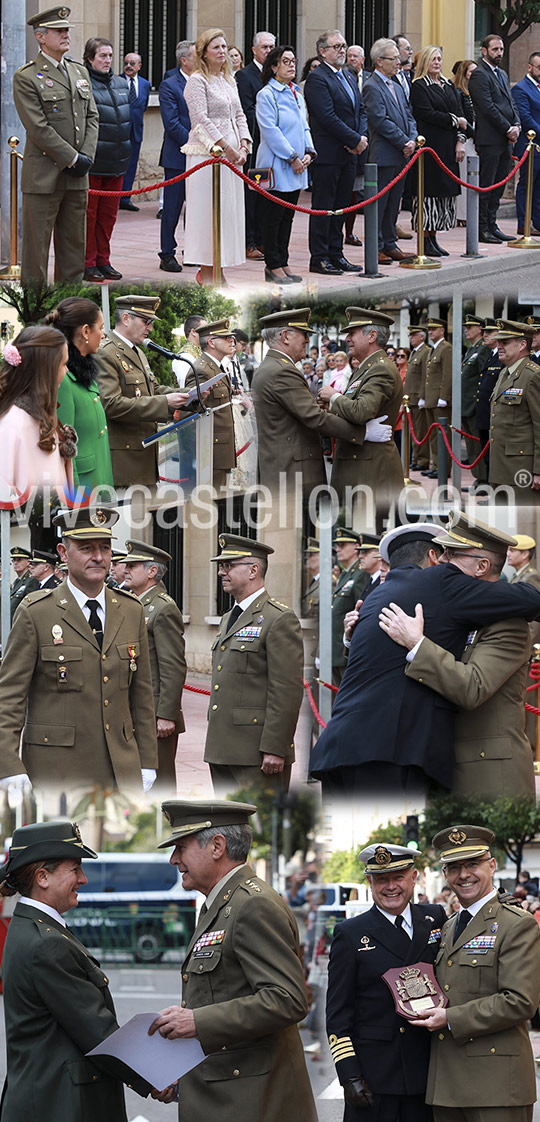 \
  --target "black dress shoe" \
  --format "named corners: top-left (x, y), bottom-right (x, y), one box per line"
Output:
top-left (345, 234), bottom-right (363, 246)
top-left (283, 271), bottom-right (303, 282)
top-left (424, 469), bottom-right (439, 479)
top-left (479, 231), bottom-right (502, 244)
top-left (119, 200), bottom-right (139, 211)
top-left (491, 225), bottom-right (512, 241)
top-left (83, 266), bottom-right (104, 282)
top-left (159, 255), bottom-right (183, 272)
top-left (265, 268), bottom-right (294, 284)
top-left (309, 259), bottom-right (343, 275)
top-left (424, 235), bottom-right (442, 257)
top-left (432, 236), bottom-right (449, 256)
top-left (330, 256), bottom-right (363, 273)
top-left (99, 264), bottom-right (123, 279)
top-left (156, 208), bottom-right (163, 219)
